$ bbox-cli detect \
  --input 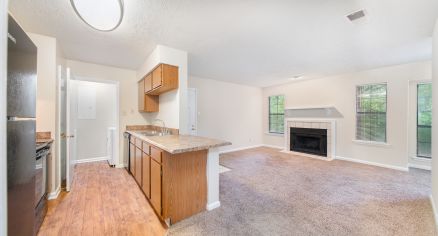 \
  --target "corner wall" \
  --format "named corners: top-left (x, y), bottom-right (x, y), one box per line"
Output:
top-left (27, 33), bottom-right (60, 193)
top-left (432, 19), bottom-right (438, 227)
top-left (188, 76), bottom-right (263, 151)
top-left (136, 45), bottom-right (188, 133)
top-left (263, 61), bottom-right (431, 170)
